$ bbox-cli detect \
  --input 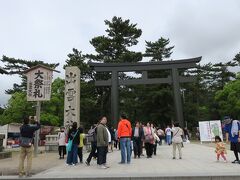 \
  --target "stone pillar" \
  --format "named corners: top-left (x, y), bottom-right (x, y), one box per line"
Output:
top-left (64, 67), bottom-right (81, 127)
top-left (172, 68), bottom-right (184, 127)
top-left (111, 70), bottom-right (119, 128)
